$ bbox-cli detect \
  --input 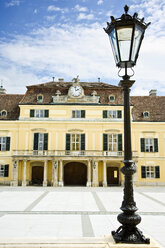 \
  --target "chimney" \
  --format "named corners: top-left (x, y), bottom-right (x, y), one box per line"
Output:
top-left (58, 78), bottom-right (64, 82)
top-left (149, 89), bottom-right (157, 96)
top-left (0, 84), bottom-right (6, 94)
